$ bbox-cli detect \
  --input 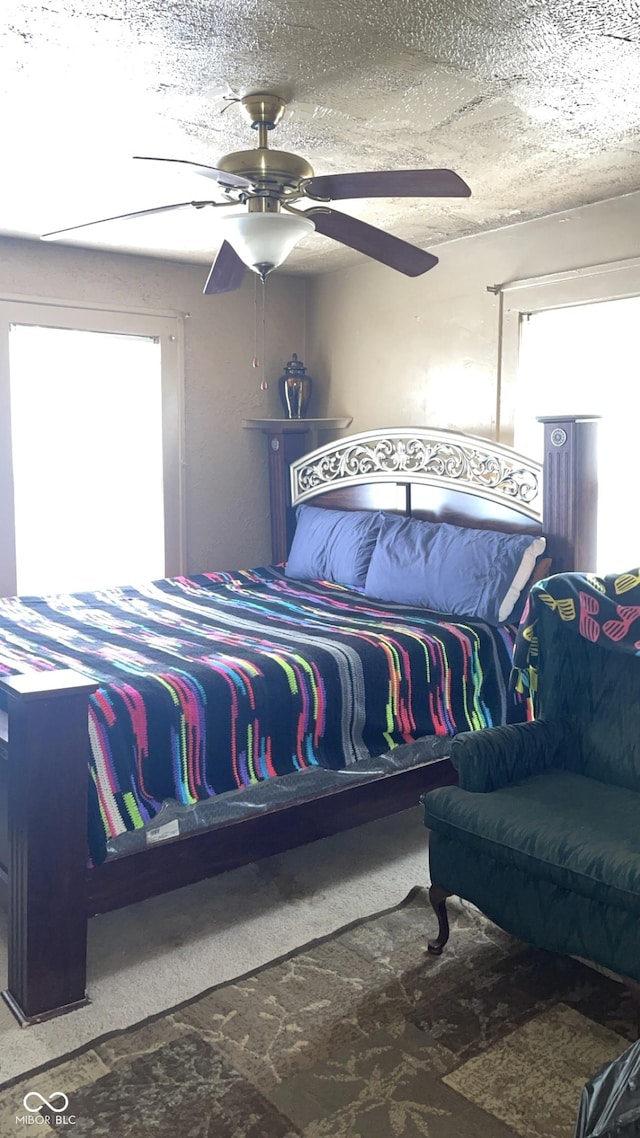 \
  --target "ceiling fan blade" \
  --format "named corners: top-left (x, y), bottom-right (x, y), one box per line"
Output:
top-left (42, 201), bottom-right (219, 240)
top-left (134, 155), bottom-right (252, 188)
top-left (304, 207), bottom-right (439, 277)
top-left (203, 240), bottom-right (247, 294)
top-left (303, 169), bottom-right (471, 201)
